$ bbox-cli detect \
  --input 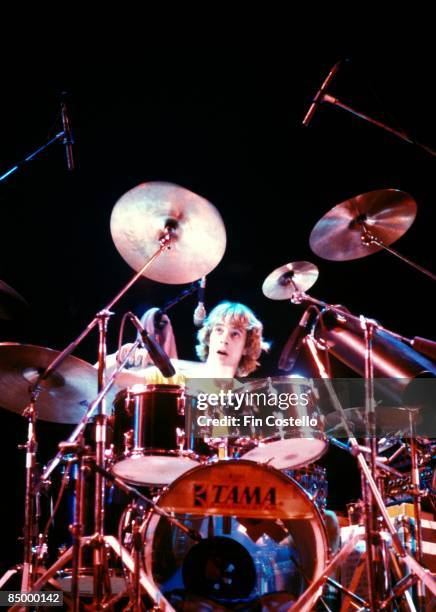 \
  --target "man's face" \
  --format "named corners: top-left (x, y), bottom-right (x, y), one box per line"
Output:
top-left (207, 321), bottom-right (247, 373)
